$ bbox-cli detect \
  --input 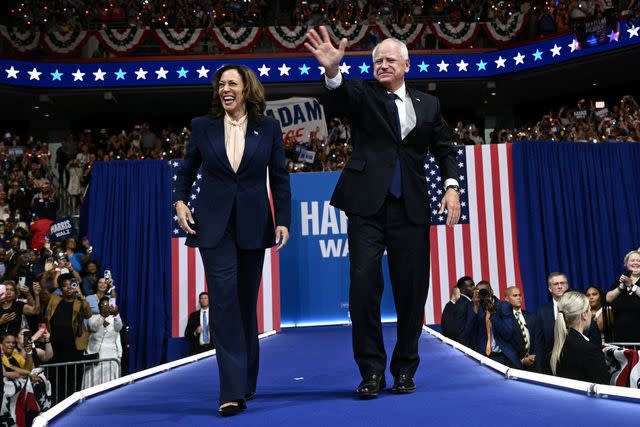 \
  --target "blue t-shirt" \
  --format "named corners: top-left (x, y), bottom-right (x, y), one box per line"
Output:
top-left (69, 252), bottom-right (84, 272)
